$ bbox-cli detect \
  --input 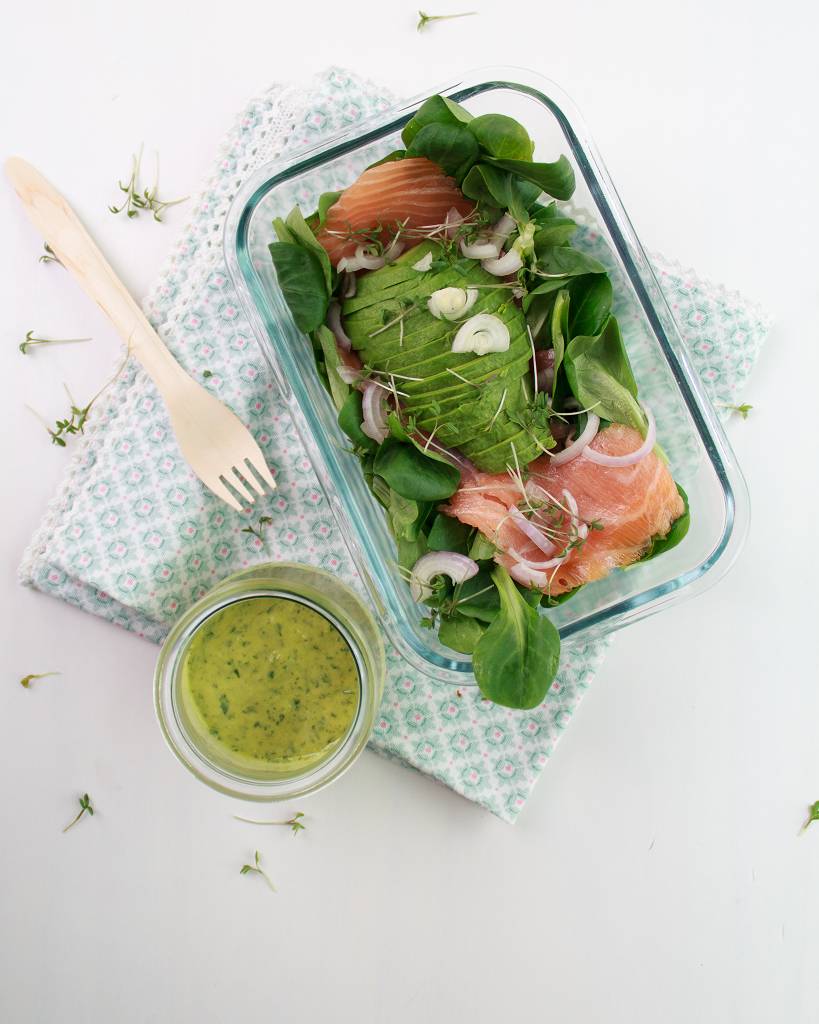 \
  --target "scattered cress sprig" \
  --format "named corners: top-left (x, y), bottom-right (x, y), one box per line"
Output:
top-left (239, 850), bottom-right (276, 892)
top-left (63, 794), bottom-right (94, 833)
top-left (109, 145), bottom-right (188, 222)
